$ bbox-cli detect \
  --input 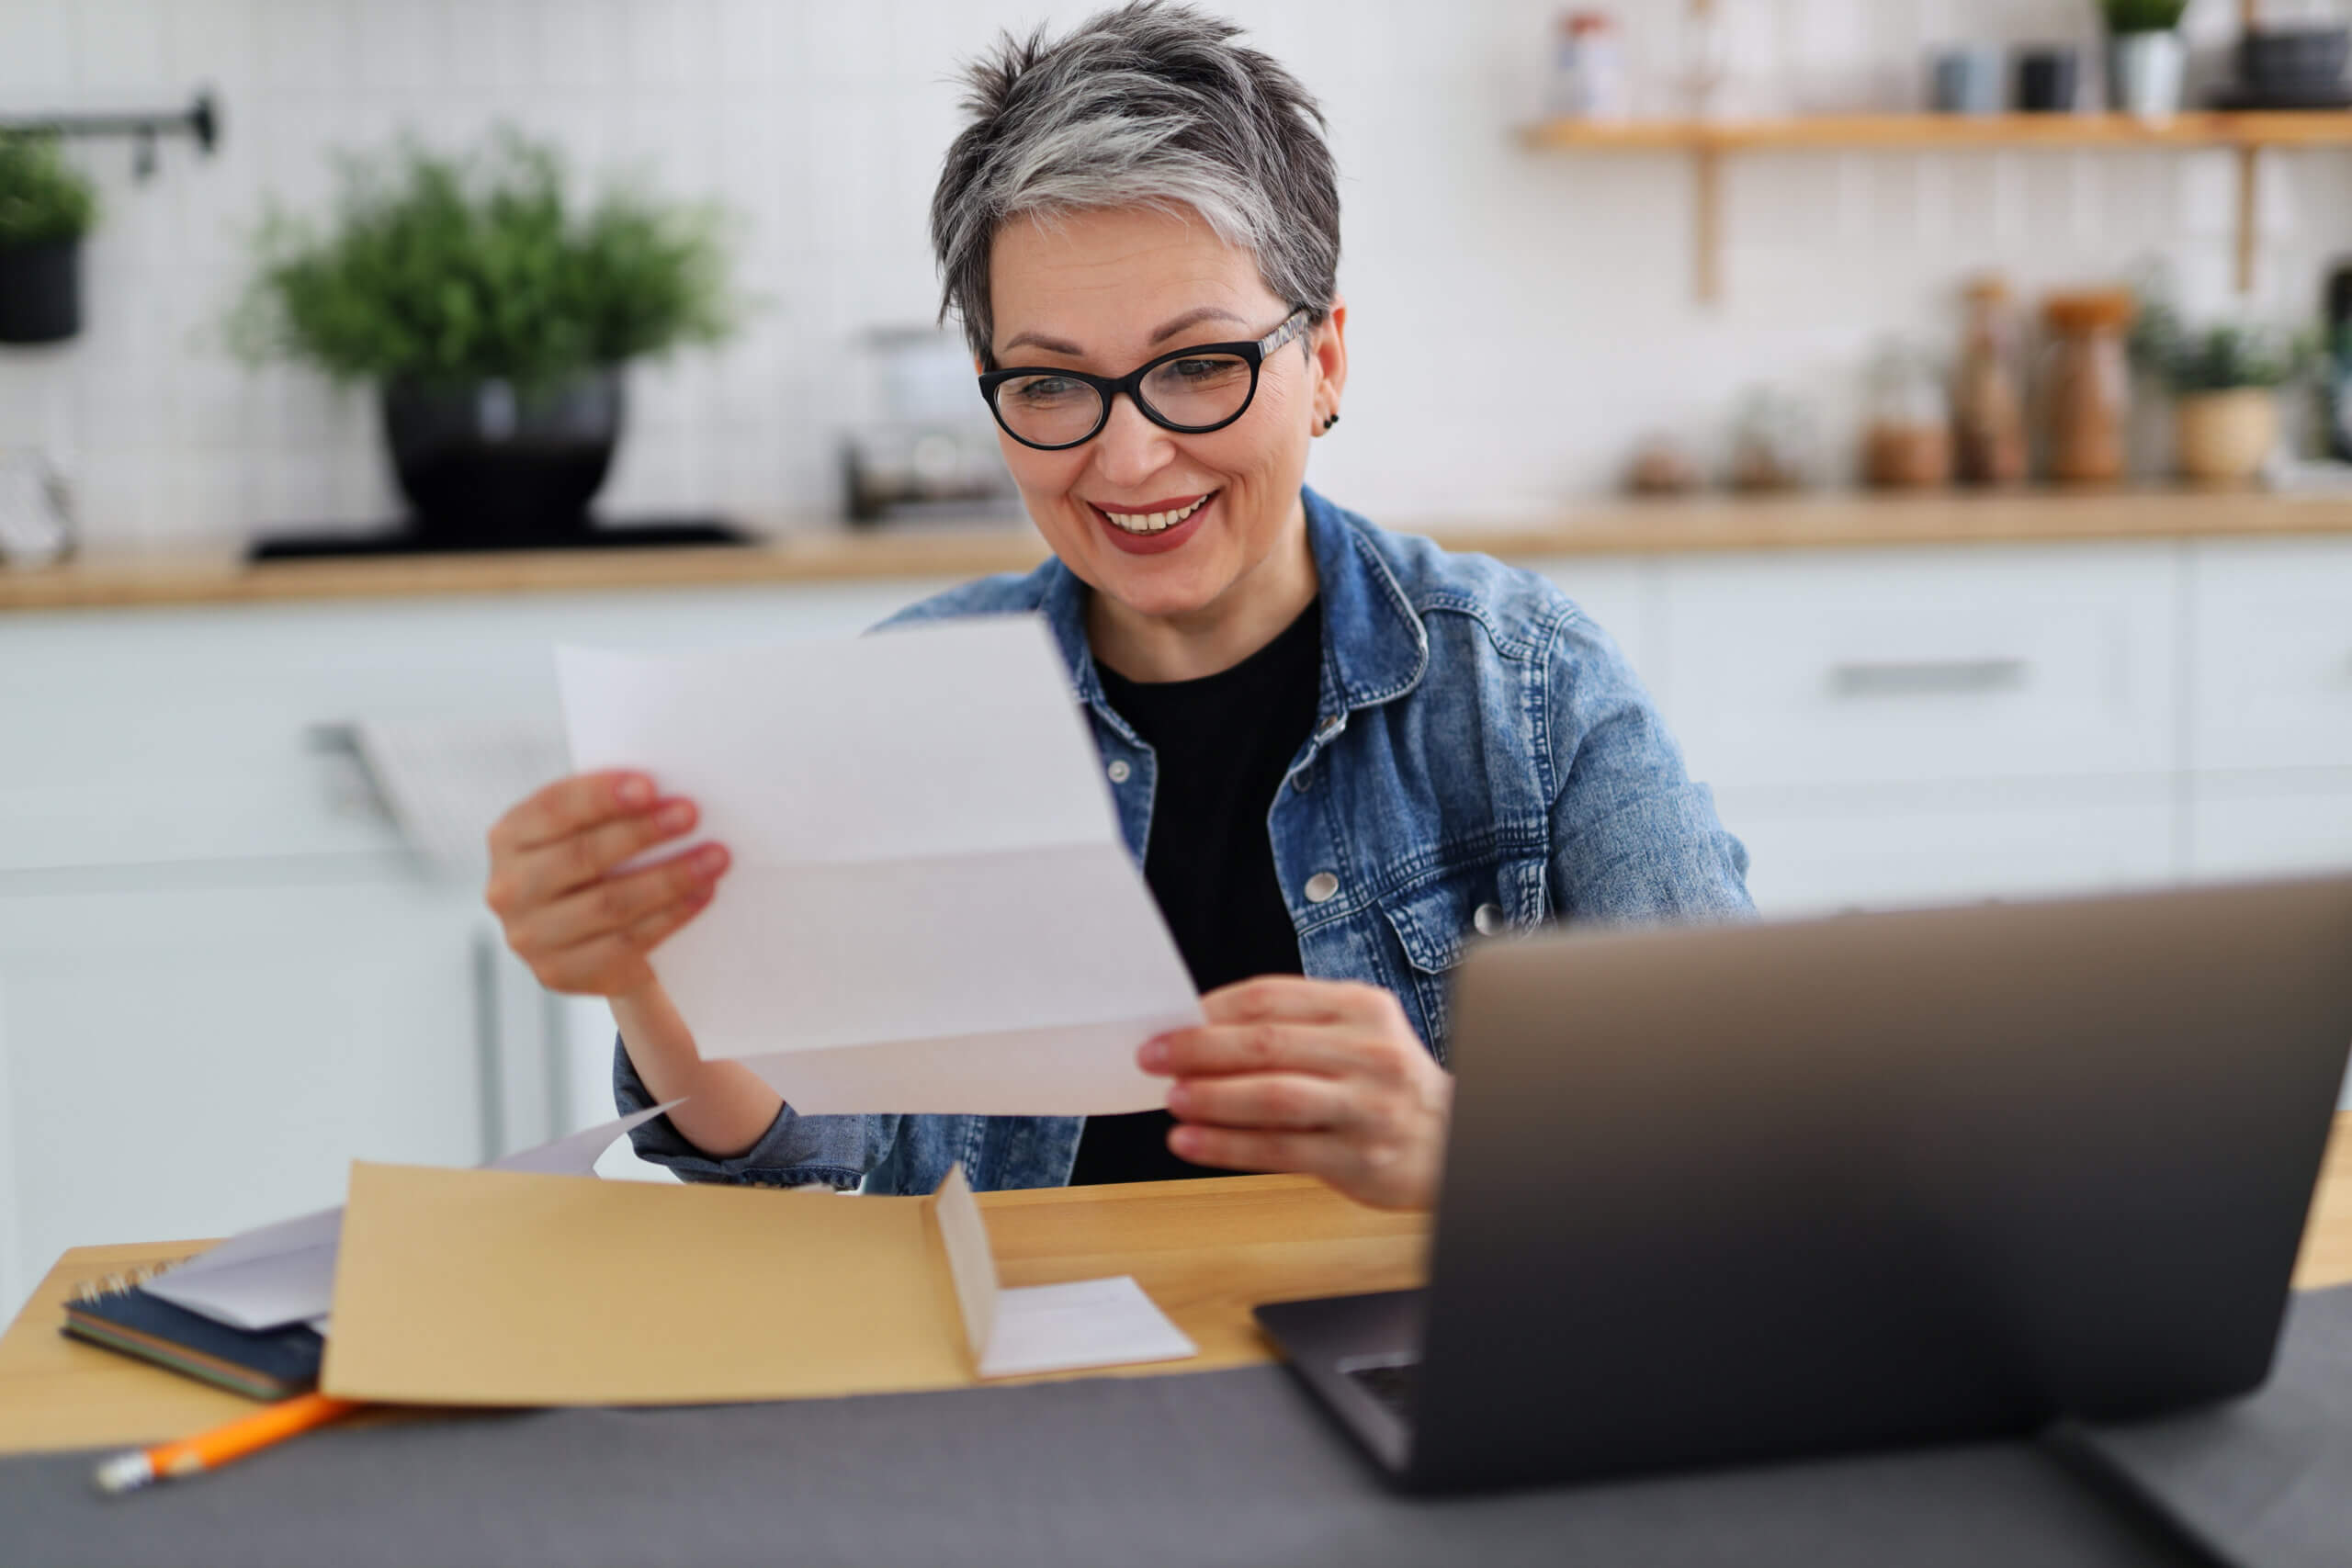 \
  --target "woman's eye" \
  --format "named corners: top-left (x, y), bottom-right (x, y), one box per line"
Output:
top-left (1161, 356), bottom-right (1247, 387)
top-left (1009, 377), bottom-right (1080, 404)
